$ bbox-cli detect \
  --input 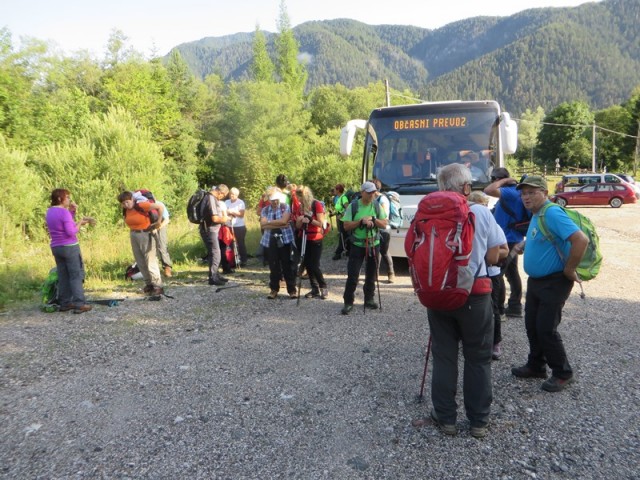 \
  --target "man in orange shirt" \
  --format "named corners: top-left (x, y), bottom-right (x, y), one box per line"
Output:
top-left (118, 191), bottom-right (165, 295)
